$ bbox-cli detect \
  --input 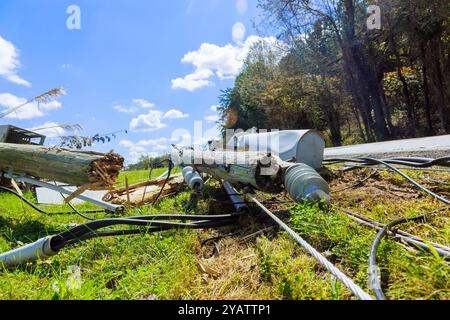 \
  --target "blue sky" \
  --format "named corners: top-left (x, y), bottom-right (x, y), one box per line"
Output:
top-left (0, 0), bottom-right (275, 163)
